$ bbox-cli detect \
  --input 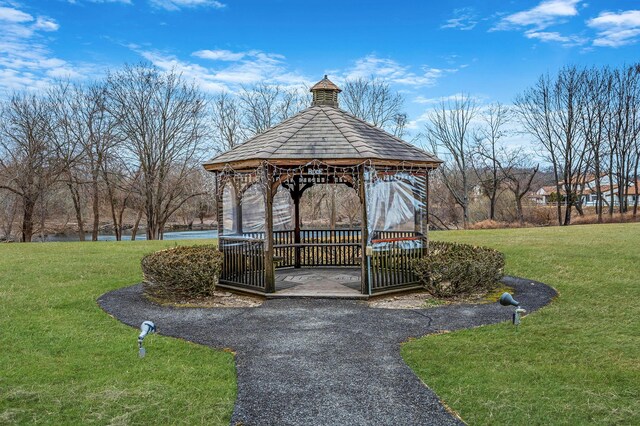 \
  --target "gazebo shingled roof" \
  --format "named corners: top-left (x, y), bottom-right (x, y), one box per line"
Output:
top-left (203, 77), bottom-right (442, 171)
